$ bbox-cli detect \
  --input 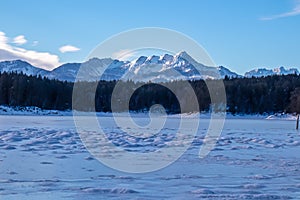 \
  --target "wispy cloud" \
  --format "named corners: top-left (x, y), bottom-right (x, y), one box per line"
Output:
top-left (59, 45), bottom-right (80, 53)
top-left (32, 40), bottom-right (39, 46)
top-left (13, 35), bottom-right (27, 45)
top-left (260, 0), bottom-right (300, 20)
top-left (0, 31), bottom-right (60, 70)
